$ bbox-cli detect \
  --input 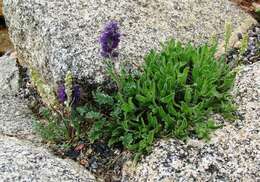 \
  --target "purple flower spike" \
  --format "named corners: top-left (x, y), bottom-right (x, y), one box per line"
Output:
top-left (100, 21), bottom-right (121, 58)
top-left (72, 84), bottom-right (81, 106)
top-left (57, 84), bottom-right (67, 103)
